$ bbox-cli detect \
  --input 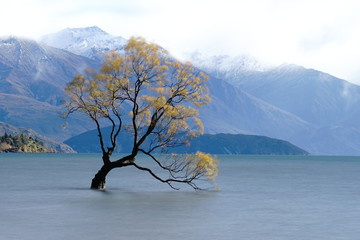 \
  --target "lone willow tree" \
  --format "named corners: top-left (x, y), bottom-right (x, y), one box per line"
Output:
top-left (64, 37), bottom-right (218, 190)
